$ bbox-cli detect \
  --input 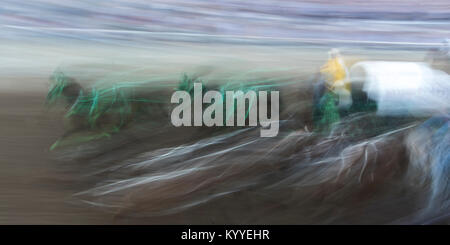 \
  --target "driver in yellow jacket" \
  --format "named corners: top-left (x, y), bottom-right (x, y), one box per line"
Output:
top-left (320, 48), bottom-right (352, 110)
